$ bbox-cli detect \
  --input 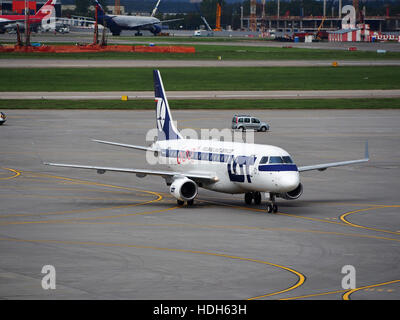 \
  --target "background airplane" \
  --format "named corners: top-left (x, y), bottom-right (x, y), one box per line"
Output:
top-left (94, 0), bottom-right (181, 36)
top-left (0, 0), bottom-right (56, 33)
top-left (45, 70), bottom-right (369, 213)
